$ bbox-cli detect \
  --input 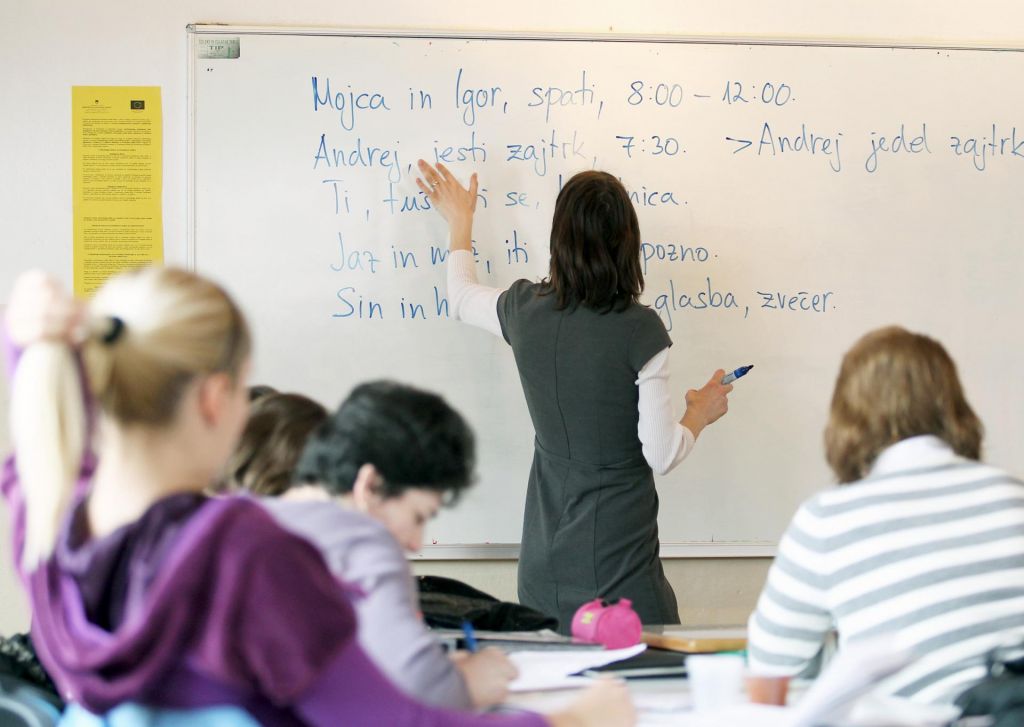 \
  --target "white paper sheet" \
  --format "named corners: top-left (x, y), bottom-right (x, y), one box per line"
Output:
top-left (508, 644), bottom-right (647, 692)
